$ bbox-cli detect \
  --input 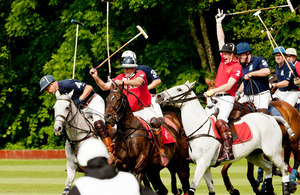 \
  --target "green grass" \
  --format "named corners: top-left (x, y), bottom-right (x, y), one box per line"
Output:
top-left (0, 159), bottom-right (291, 194)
